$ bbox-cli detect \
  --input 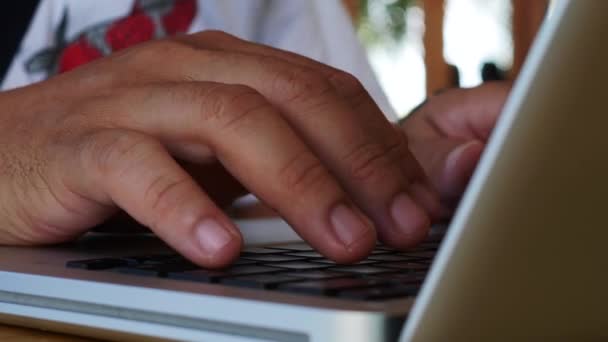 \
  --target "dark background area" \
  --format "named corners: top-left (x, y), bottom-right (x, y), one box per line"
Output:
top-left (0, 0), bottom-right (39, 82)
